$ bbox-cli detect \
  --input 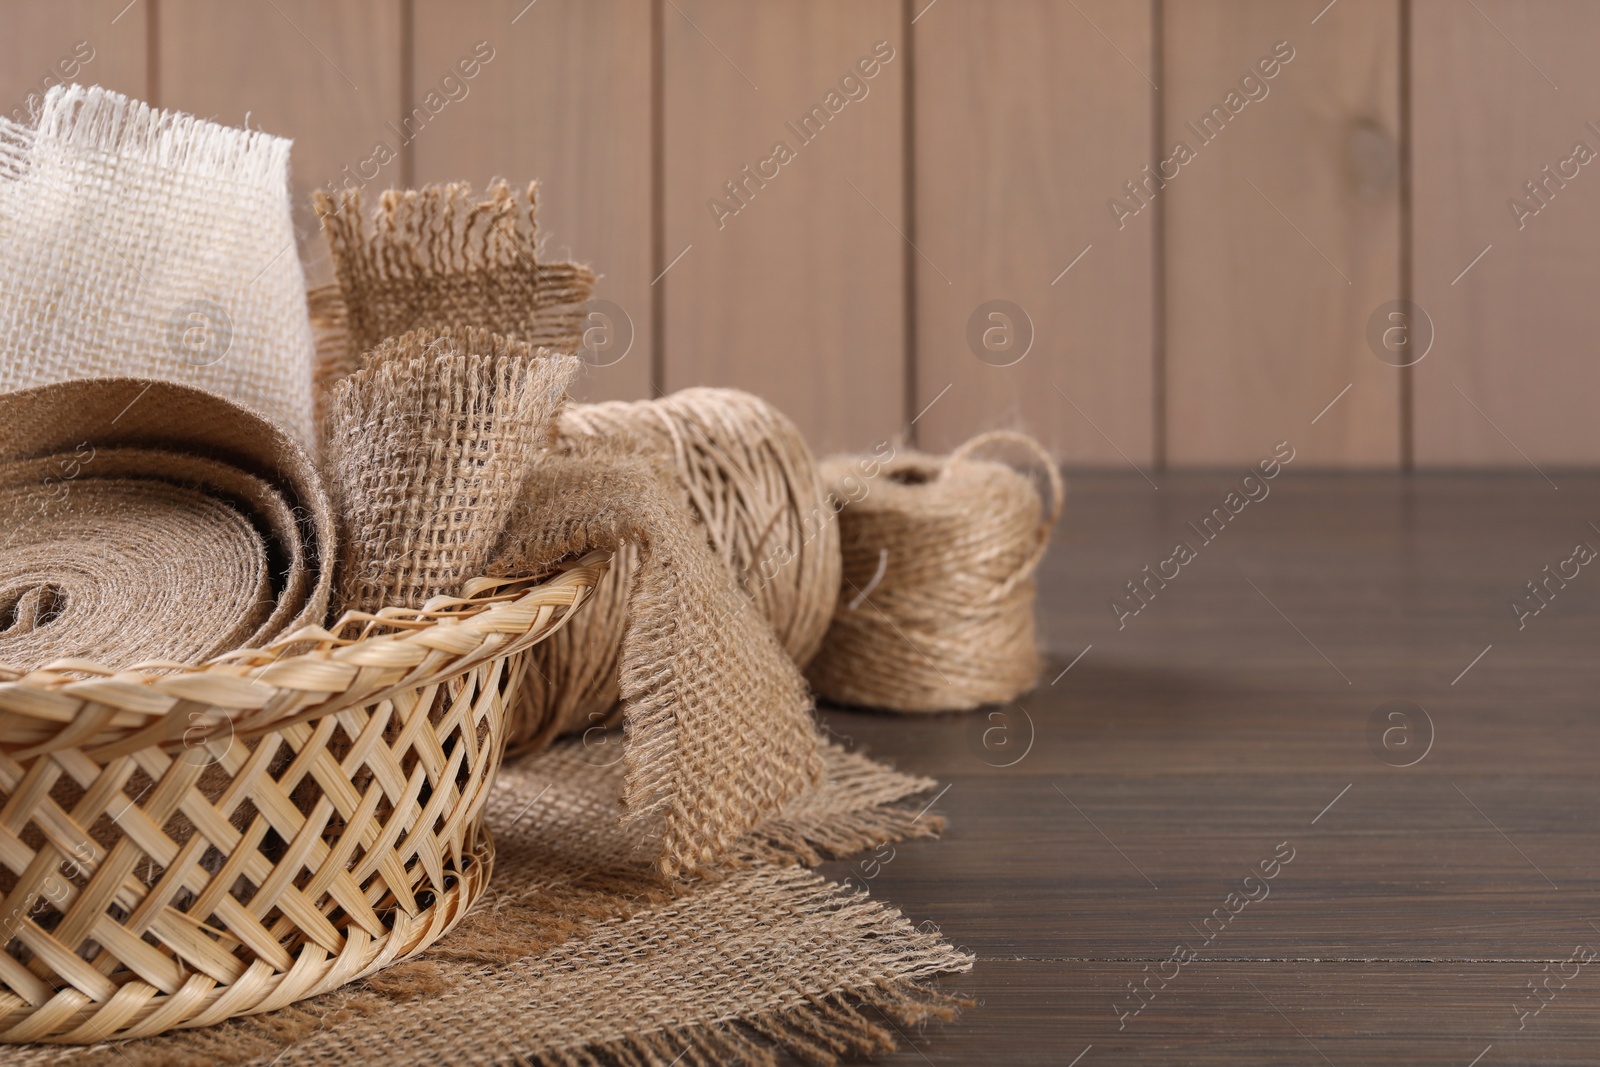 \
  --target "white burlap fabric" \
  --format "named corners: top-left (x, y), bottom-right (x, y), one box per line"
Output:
top-left (0, 84), bottom-right (316, 442)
